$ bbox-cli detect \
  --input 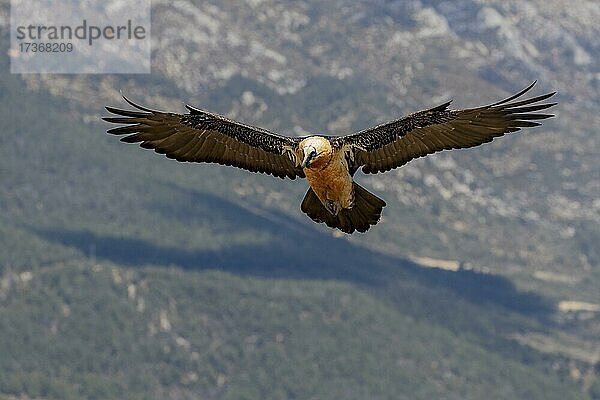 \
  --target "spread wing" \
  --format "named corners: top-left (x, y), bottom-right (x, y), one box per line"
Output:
top-left (335, 82), bottom-right (556, 174)
top-left (103, 97), bottom-right (304, 179)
